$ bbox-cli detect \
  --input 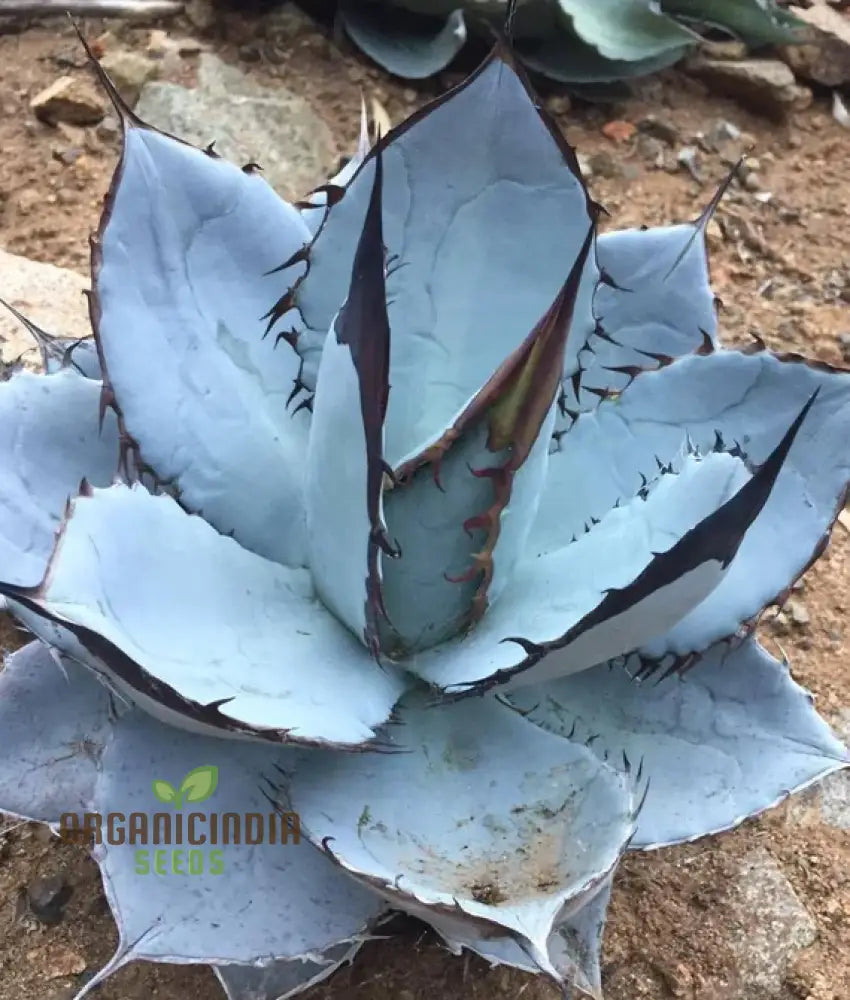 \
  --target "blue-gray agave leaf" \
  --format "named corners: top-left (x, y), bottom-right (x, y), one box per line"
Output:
top-left (0, 484), bottom-right (404, 747)
top-left (435, 875), bottom-right (611, 997)
top-left (214, 943), bottom-right (362, 1000)
top-left (515, 28), bottom-right (689, 84)
top-left (339, 3), bottom-right (467, 80)
top-left (0, 299), bottom-right (102, 379)
top-left (0, 641), bottom-right (116, 824)
top-left (93, 100), bottom-right (312, 566)
top-left (77, 710), bottom-right (384, 996)
top-left (0, 370), bottom-right (118, 586)
top-left (536, 349), bottom-right (850, 664)
top-left (557, 0), bottom-right (696, 62)
top-left (559, 217), bottom-right (718, 420)
top-left (663, 0), bottom-right (803, 44)
top-left (410, 401), bottom-right (807, 694)
top-left (306, 148), bottom-right (395, 653)
top-left (512, 637), bottom-right (849, 848)
top-left (381, 228), bottom-right (594, 653)
top-left (292, 47), bottom-right (595, 454)
top-left (291, 693), bottom-right (636, 987)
